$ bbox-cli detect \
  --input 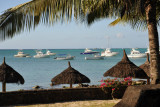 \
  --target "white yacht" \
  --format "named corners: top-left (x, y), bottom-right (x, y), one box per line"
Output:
top-left (80, 48), bottom-right (99, 54)
top-left (145, 48), bottom-right (150, 54)
top-left (46, 50), bottom-right (56, 56)
top-left (33, 50), bottom-right (50, 58)
top-left (54, 54), bottom-right (75, 60)
top-left (128, 48), bottom-right (146, 58)
top-left (101, 48), bottom-right (118, 57)
top-left (85, 54), bottom-right (104, 60)
top-left (14, 50), bottom-right (29, 57)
